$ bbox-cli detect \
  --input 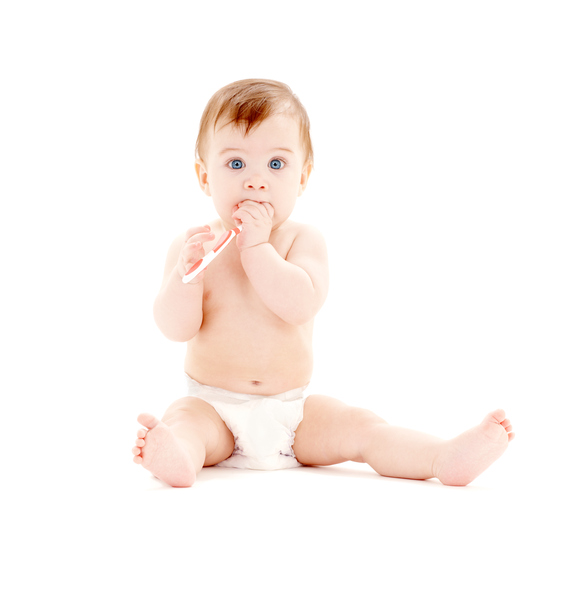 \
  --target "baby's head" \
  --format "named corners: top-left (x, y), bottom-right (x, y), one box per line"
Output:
top-left (195, 79), bottom-right (313, 167)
